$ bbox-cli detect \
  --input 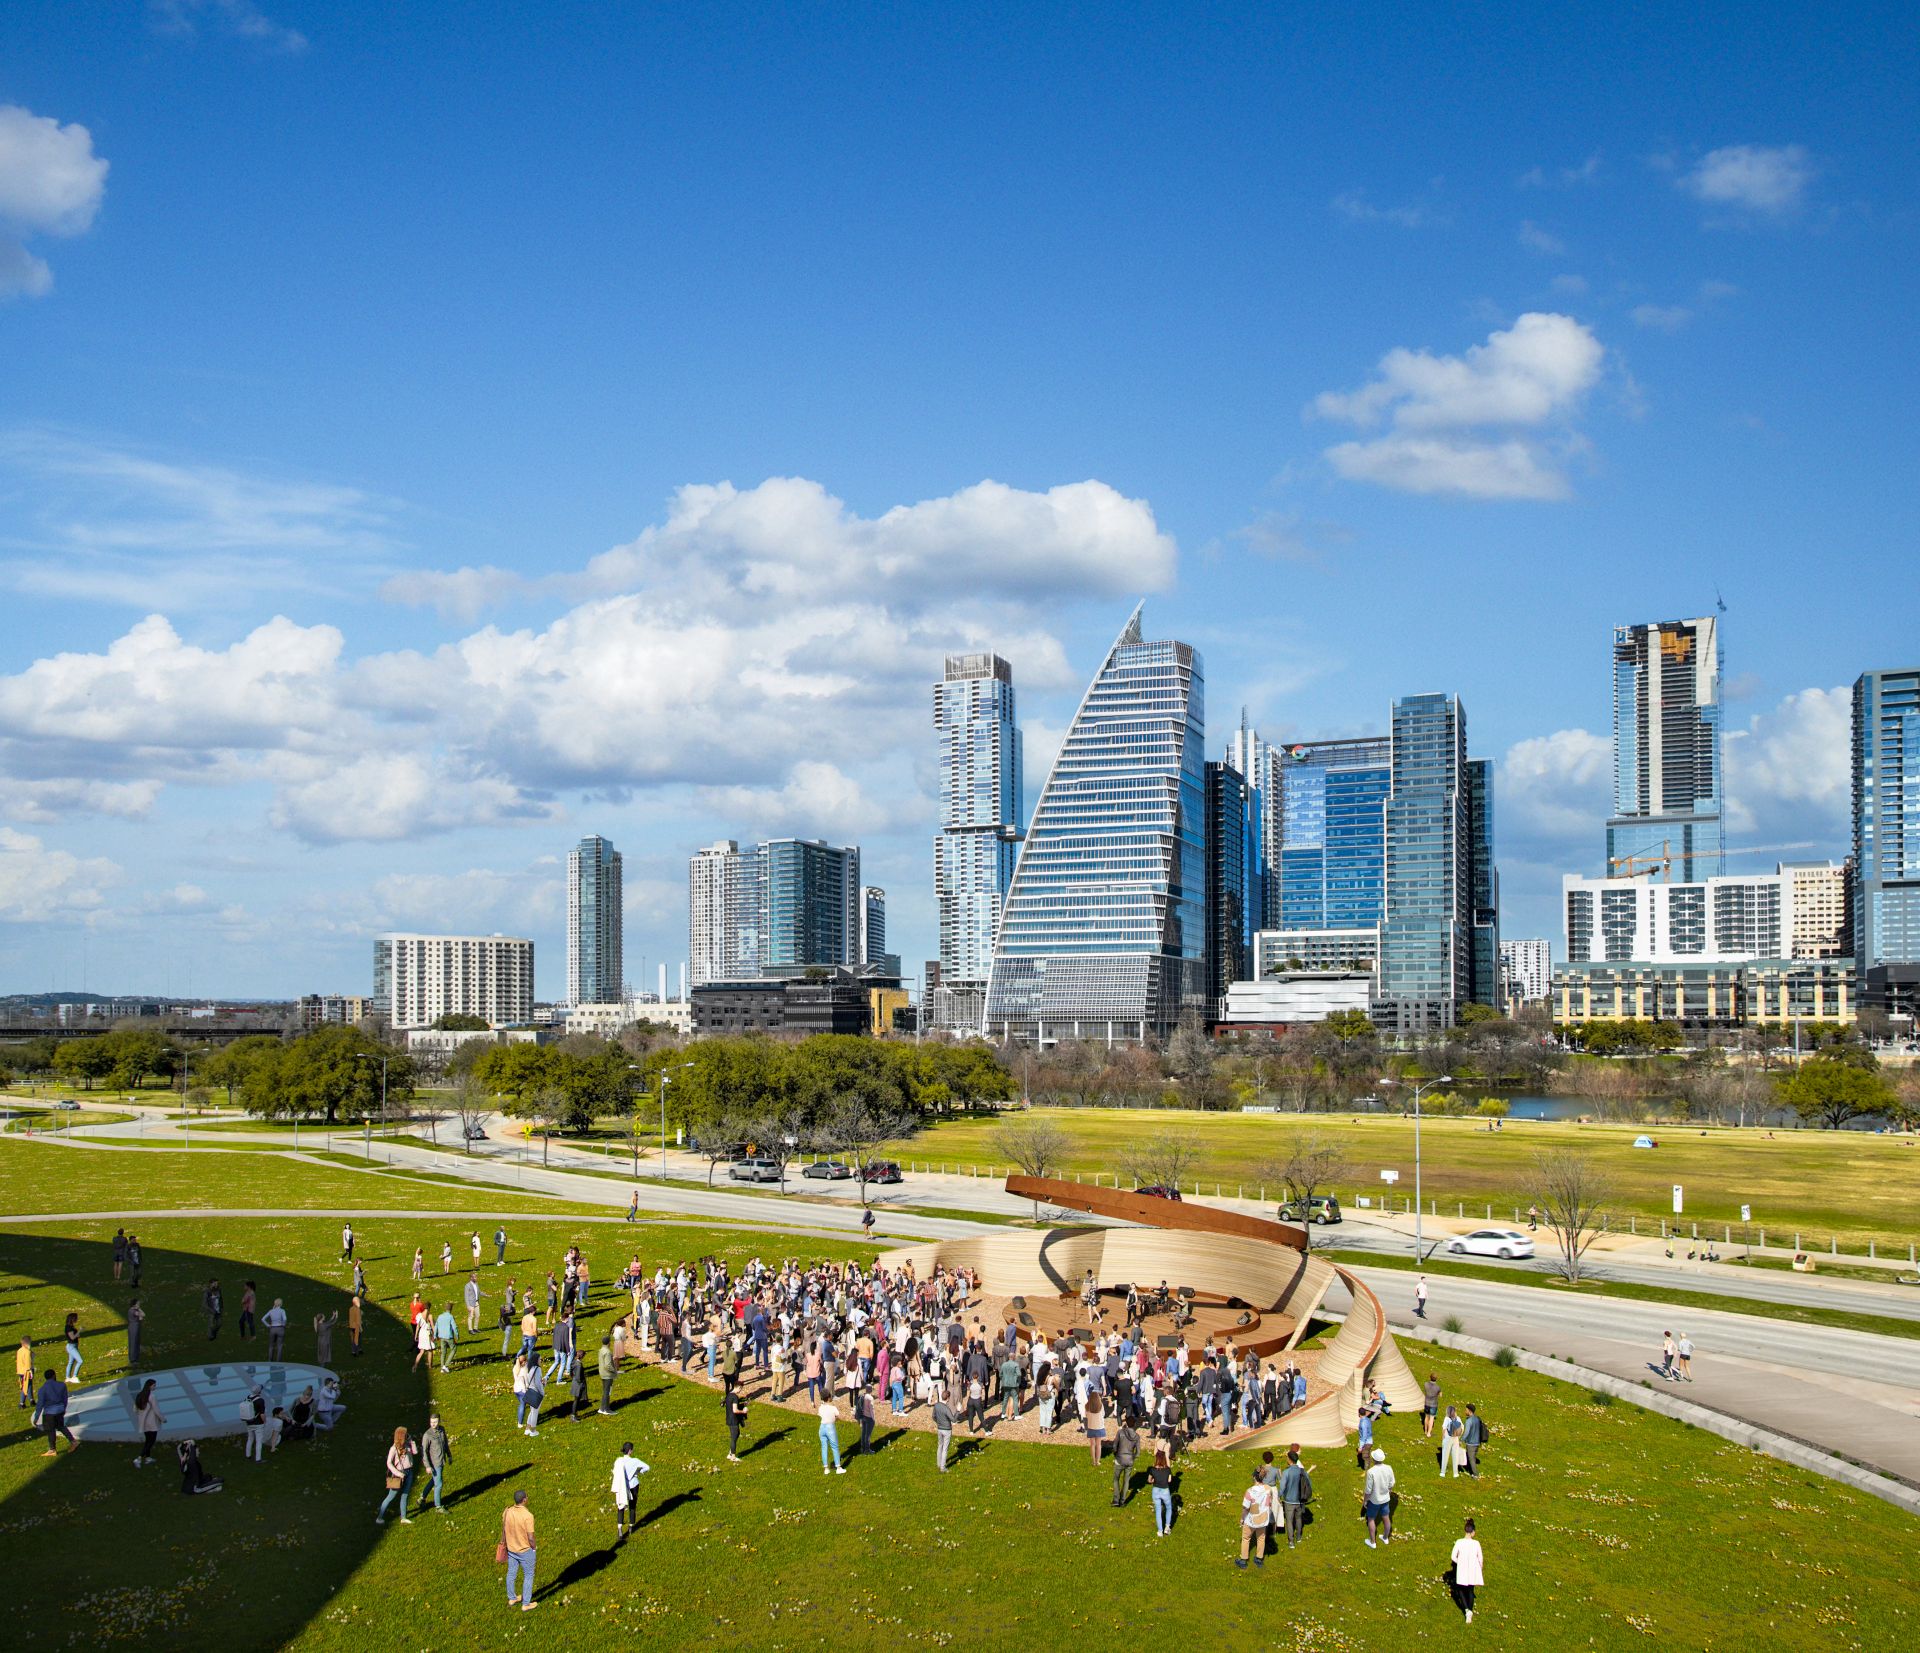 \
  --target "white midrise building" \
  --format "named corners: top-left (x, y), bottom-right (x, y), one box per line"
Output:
top-left (373, 933), bottom-right (534, 1031)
